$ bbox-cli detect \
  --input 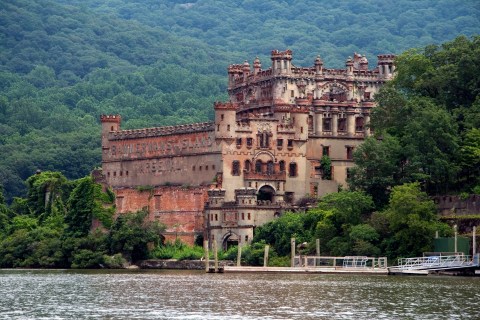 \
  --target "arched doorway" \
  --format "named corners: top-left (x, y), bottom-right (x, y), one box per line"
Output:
top-left (257, 185), bottom-right (275, 202)
top-left (222, 231), bottom-right (239, 251)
